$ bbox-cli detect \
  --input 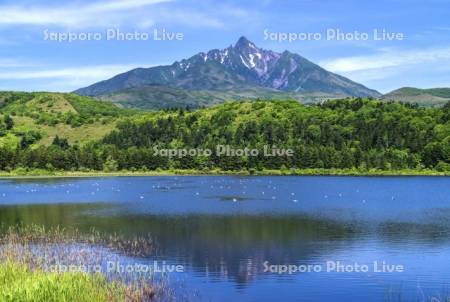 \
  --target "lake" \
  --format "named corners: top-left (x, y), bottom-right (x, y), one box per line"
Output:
top-left (1, 176), bottom-right (450, 302)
